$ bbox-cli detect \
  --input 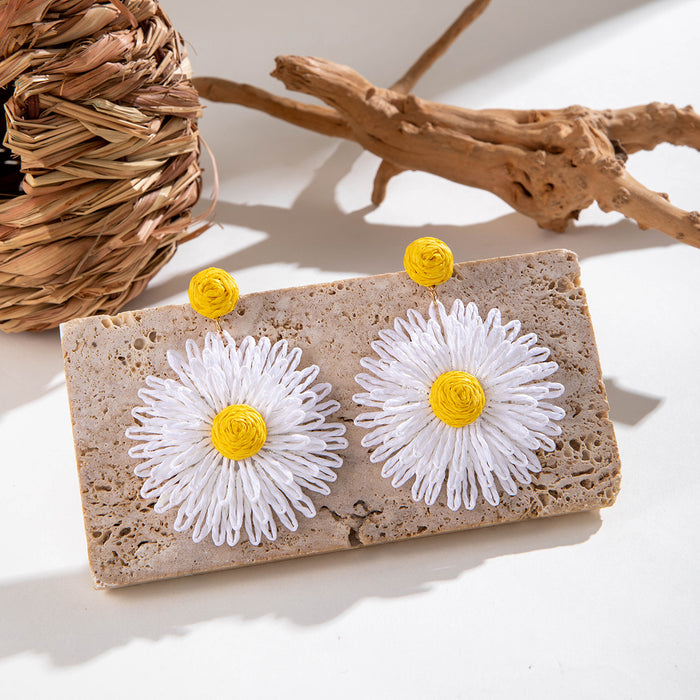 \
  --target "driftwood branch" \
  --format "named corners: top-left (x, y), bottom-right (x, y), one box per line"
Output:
top-left (191, 77), bottom-right (351, 140)
top-left (193, 4), bottom-right (700, 248)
